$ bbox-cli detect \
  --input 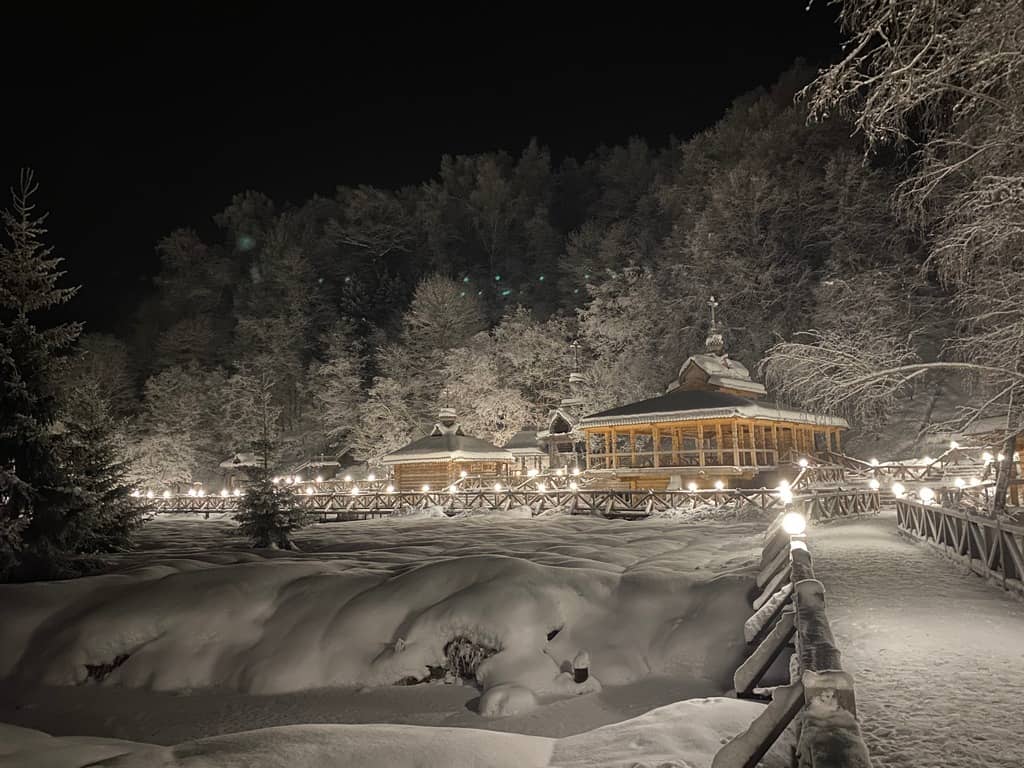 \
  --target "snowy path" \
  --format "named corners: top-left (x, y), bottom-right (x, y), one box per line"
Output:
top-left (808, 511), bottom-right (1024, 768)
